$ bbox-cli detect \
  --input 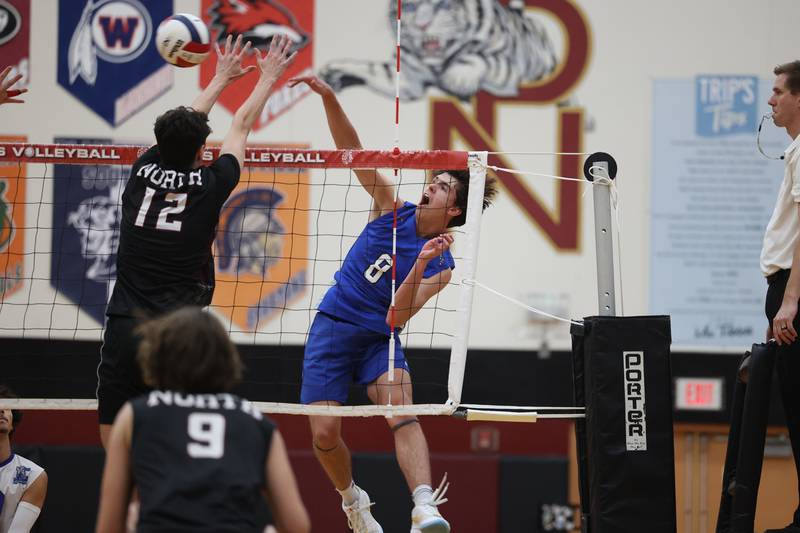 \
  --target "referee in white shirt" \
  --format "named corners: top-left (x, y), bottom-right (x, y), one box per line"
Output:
top-left (760, 60), bottom-right (800, 533)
